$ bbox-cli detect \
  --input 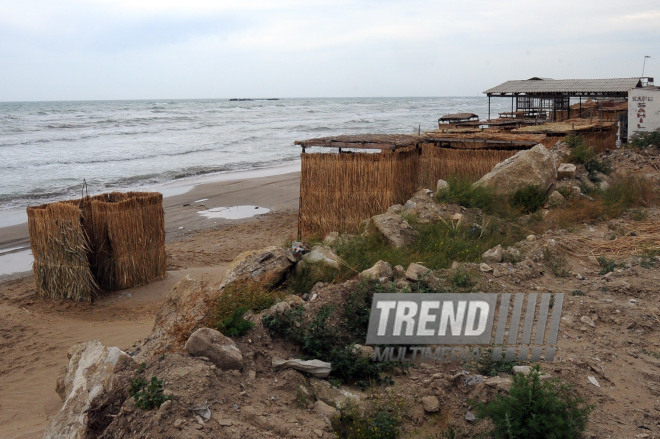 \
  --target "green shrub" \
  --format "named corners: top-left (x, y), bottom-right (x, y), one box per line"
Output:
top-left (331, 395), bottom-right (406, 439)
top-left (510, 185), bottom-right (547, 214)
top-left (473, 349), bottom-right (517, 377)
top-left (629, 129), bottom-right (660, 149)
top-left (450, 269), bottom-right (474, 289)
top-left (217, 307), bottom-right (255, 337)
top-left (287, 262), bottom-right (338, 295)
top-left (597, 256), bottom-right (617, 275)
top-left (263, 281), bottom-right (395, 384)
top-left (436, 176), bottom-right (502, 215)
top-left (130, 376), bottom-right (171, 410)
top-left (566, 136), bottom-right (595, 165)
top-left (476, 365), bottom-right (592, 438)
top-left (209, 279), bottom-right (282, 336)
